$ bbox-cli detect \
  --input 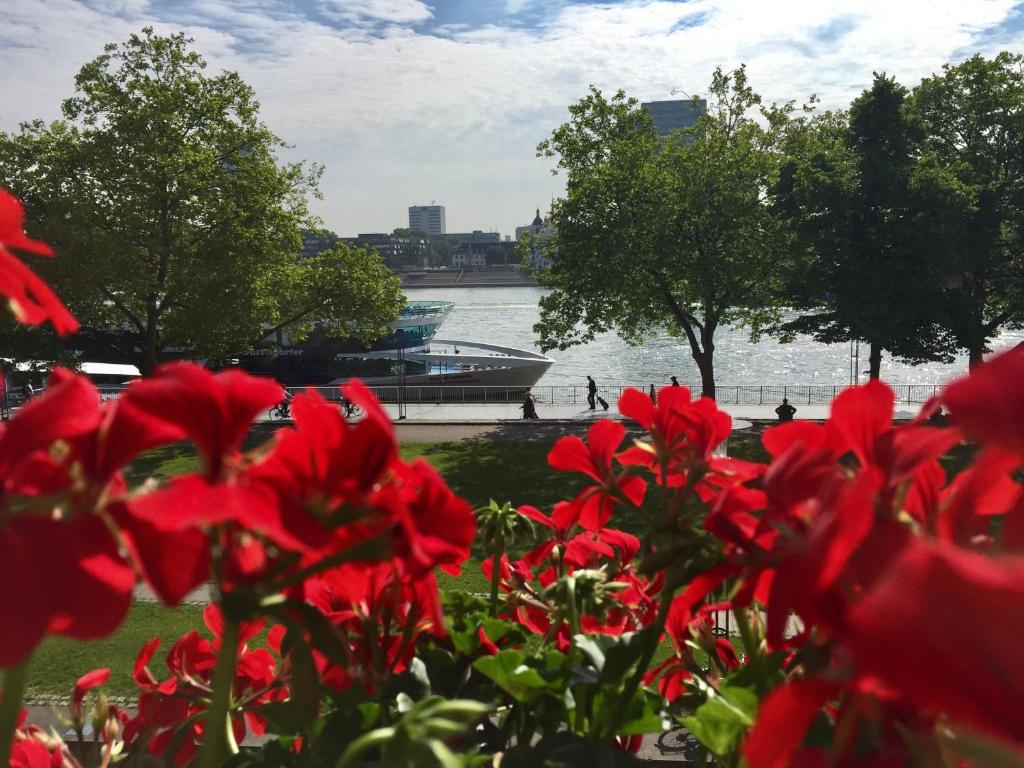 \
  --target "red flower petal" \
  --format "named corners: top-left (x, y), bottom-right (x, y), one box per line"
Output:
top-left (133, 638), bottom-right (162, 688)
top-left (477, 626), bottom-right (498, 656)
top-left (73, 668), bottom-right (111, 710)
top-left (0, 521), bottom-right (51, 666)
top-left (0, 189), bottom-right (54, 255)
top-left (9, 739), bottom-right (58, 768)
top-left (743, 679), bottom-right (837, 768)
top-left (938, 448), bottom-right (1021, 545)
top-left (942, 347), bottom-right (1024, 456)
top-left (44, 515), bottom-right (135, 642)
top-left (548, 419), bottom-right (625, 482)
top-left (122, 363), bottom-right (282, 476)
top-left (112, 502), bottom-right (210, 606)
top-left (0, 249), bottom-right (78, 334)
top-left (618, 387), bottom-right (655, 429)
top-left (0, 368), bottom-right (100, 477)
top-left (845, 538), bottom-right (1024, 746)
top-left (826, 379), bottom-right (893, 466)
top-left (762, 421), bottom-right (829, 459)
top-left (517, 504), bottom-right (556, 530)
